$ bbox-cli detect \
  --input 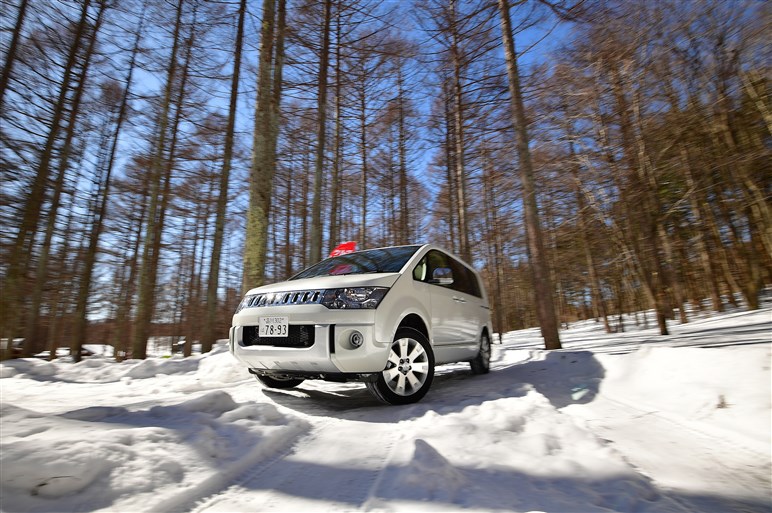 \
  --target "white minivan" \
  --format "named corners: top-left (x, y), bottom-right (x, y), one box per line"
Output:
top-left (230, 244), bottom-right (492, 404)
